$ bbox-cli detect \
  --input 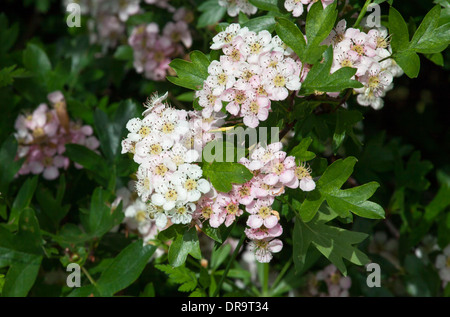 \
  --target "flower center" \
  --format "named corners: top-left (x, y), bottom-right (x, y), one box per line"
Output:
top-left (330, 272), bottom-right (341, 285)
top-left (235, 91), bottom-right (246, 104)
top-left (273, 74), bottom-right (286, 87)
top-left (249, 101), bottom-right (259, 114)
top-left (249, 42), bottom-right (262, 54)
top-left (162, 122), bottom-right (175, 134)
top-left (242, 70), bottom-right (254, 81)
top-left (295, 165), bottom-right (310, 179)
top-left (150, 144), bottom-right (162, 155)
top-left (230, 49), bottom-right (241, 62)
top-left (238, 186), bottom-right (250, 197)
top-left (33, 127), bottom-right (45, 139)
top-left (258, 206), bottom-right (272, 219)
top-left (202, 206), bottom-right (213, 219)
top-left (376, 37), bottom-right (388, 49)
top-left (136, 210), bottom-right (147, 222)
top-left (43, 156), bottom-right (53, 167)
top-left (340, 59), bottom-right (353, 68)
top-left (184, 179), bottom-right (198, 191)
top-left (155, 164), bottom-right (168, 176)
top-left (368, 76), bottom-right (380, 89)
top-left (154, 51), bottom-right (165, 62)
top-left (207, 93), bottom-right (217, 105)
top-left (351, 44), bottom-right (364, 56)
top-left (217, 73), bottom-right (228, 85)
top-left (226, 203), bottom-right (239, 215)
top-left (176, 206), bottom-right (187, 215)
top-left (165, 189), bottom-right (178, 201)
